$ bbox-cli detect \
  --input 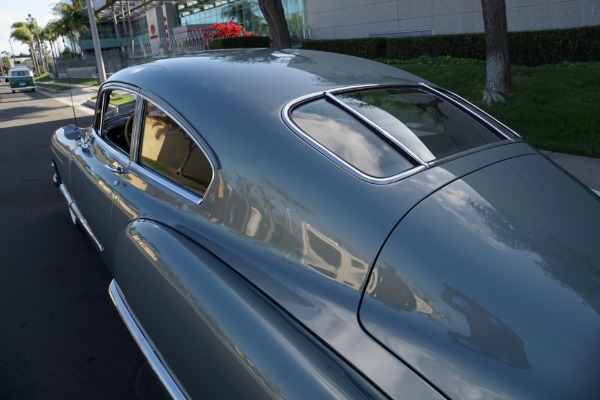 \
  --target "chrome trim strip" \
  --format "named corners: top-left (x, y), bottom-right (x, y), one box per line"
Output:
top-left (129, 162), bottom-right (203, 204)
top-left (282, 93), bottom-right (426, 184)
top-left (58, 183), bottom-right (104, 252)
top-left (422, 83), bottom-right (521, 140)
top-left (324, 92), bottom-right (427, 166)
top-left (132, 92), bottom-right (216, 204)
top-left (282, 83), bottom-right (518, 184)
top-left (108, 280), bottom-right (187, 400)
